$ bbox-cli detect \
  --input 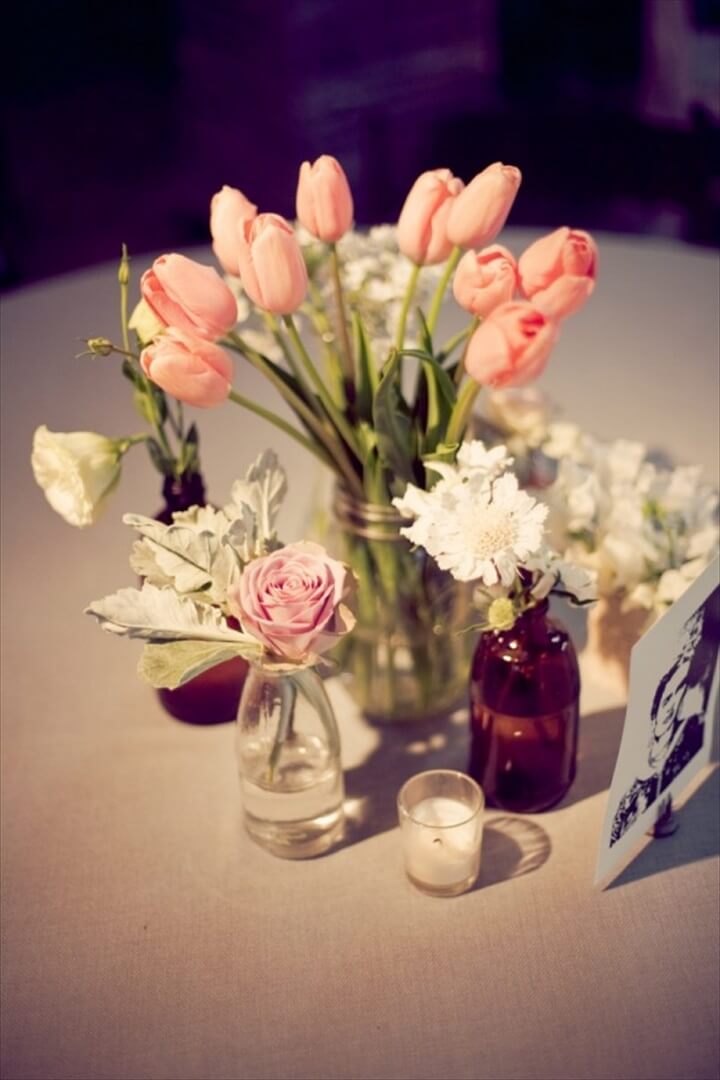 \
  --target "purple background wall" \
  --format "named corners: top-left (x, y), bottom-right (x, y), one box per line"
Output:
top-left (2, 0), bottom-right (719, 287)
